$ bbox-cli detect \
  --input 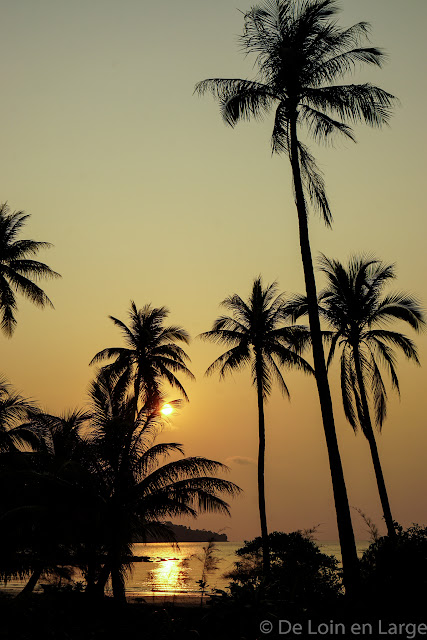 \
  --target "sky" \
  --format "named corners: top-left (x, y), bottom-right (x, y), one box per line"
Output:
top-left (1, 0), bottom-right (426, 541)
